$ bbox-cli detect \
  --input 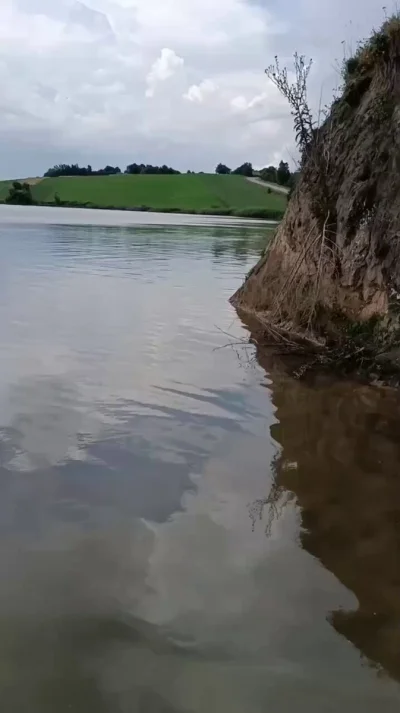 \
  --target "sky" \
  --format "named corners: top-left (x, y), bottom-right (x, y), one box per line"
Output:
top-left (0, 0), bottom-right (388, 177)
